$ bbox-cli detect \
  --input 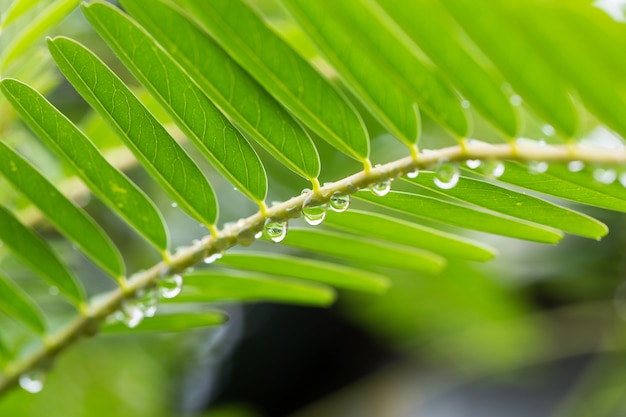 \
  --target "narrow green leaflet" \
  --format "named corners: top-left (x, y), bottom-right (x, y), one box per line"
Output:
top-left (0, 141), bottom-right (125, 278)
top-left (48, 37), bottom-right (219, 228)
top-left (493, 162), bottom-right (626, 213)
top-left (0, 272), bottom-right (46, 335)
top-left (120, 0), bottom-right (320, 181)
top-left (280, 0), bottom-right (420, 147)
top-left (376, 0), bottom-right (517, 138)
top-left (173, 271), bottom-right (336, 307)
top-left (324, 209), bottom-right (496, 261)
top-left (218, 252), bottom-right (389, 293)
top-left (406, 173), bottom-right (607, 239)
top-left (82, 2), bottom-right (267, 204)
top-left (357, 191), bottom-right (563, 243)
top-left (0, 205), bottom-right (85, 306)
top-left (442, 0), bottom-right (578, 138)
top-left (178, 0), bottom-right (370, 163)
top-left (0, 0), bottom-right (81, 70)
top-left (0, 78), bottom-right (168, 252)
top-left (282, 228), bottom-right (446, 274)
top-left (0, 332), bottom-right (9, 365)
top-left (102, 312), bottom-right (227, 334)
top-left (1, 0), bottom-right (39, 27)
